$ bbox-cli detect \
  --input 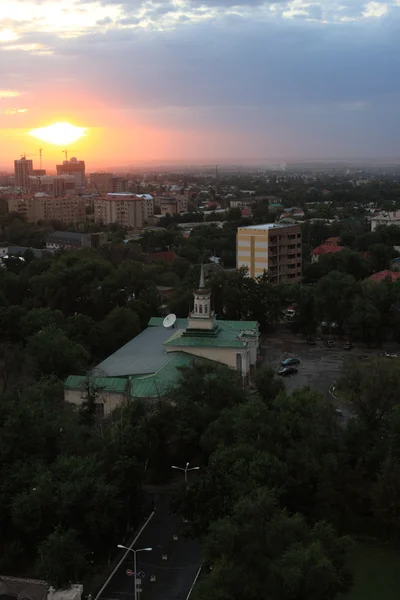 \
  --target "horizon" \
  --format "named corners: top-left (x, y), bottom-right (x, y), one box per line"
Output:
top-left (2, 1), bottom-right (400, 167)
